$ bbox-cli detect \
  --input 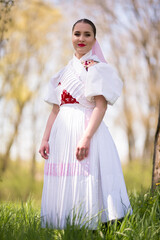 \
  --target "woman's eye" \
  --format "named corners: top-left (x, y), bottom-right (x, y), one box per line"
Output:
top-left (74, 33), bottom-right (80, 36)
top-left (74, 33), bottom-right (91, 37)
